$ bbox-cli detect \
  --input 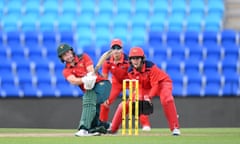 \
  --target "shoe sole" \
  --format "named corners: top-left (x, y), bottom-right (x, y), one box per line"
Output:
top-left (75, 132), bottom-right (101, 137)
